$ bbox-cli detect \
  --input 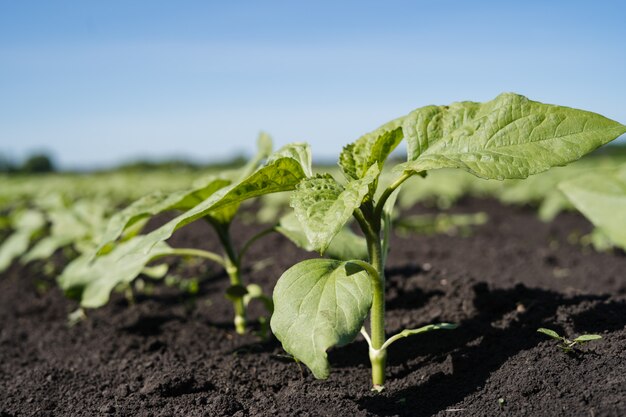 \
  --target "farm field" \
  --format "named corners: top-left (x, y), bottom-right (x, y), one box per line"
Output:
top-left (1, 197), bottom-right (625, 416)
top-left (2, 94), bottom-right (626, 417)
top-left (4, 2), bottom-right (626, 415)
